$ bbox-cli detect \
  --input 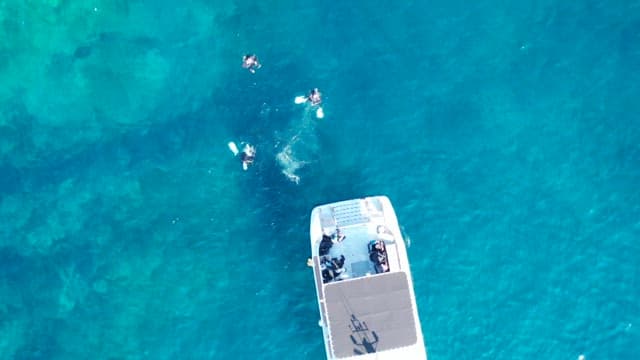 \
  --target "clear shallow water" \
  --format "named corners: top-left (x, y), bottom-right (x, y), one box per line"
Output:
top-left (1, 1), bottom-right (639, 359)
